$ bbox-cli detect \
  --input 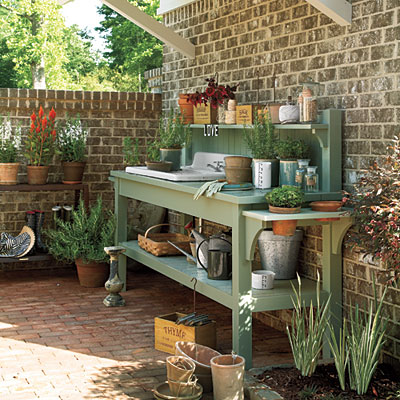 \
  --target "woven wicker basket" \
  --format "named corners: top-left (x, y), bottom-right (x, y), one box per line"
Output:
top-left (138, 223), bottom-right (192, 257)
